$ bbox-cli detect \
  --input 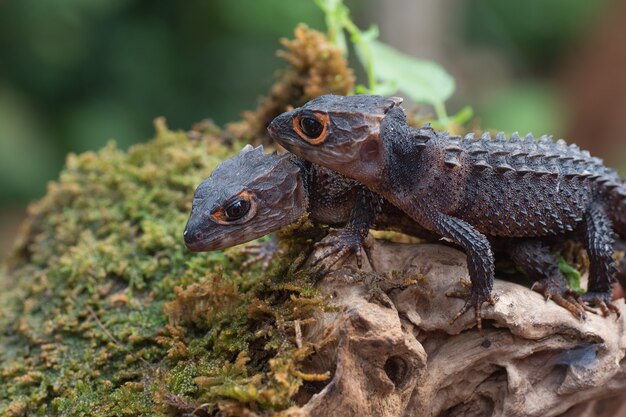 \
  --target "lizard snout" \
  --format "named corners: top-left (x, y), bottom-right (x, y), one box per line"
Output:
top-left (267, 111), bottom-right (294, 141)
top-left (183, 225), bottom-right (203, 250)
